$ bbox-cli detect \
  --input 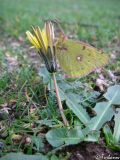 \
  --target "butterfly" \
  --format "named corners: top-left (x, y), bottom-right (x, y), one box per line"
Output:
top-left (56, 38), bottom-right (109, 78)
top-left (26, 20), bottom-right (109, 78)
